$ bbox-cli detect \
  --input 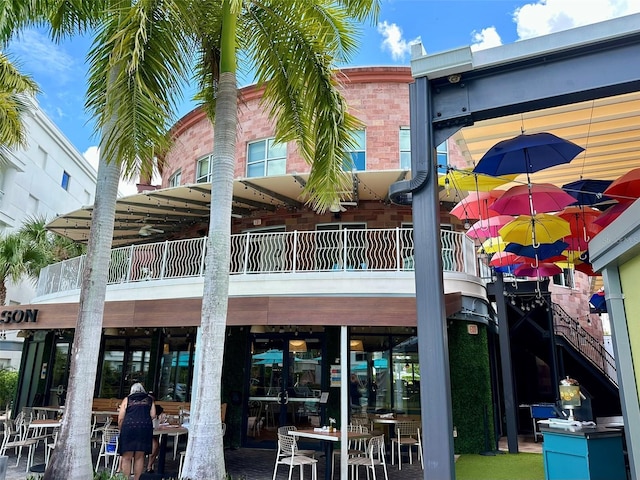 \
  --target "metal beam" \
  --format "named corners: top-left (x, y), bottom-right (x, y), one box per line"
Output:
top-left (239, 180), bottom-right (304, 209)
